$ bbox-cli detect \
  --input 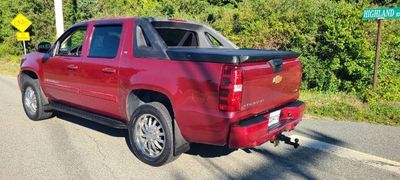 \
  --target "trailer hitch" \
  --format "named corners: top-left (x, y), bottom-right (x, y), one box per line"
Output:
top-left (271, 134), bottom-right (299, 149)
